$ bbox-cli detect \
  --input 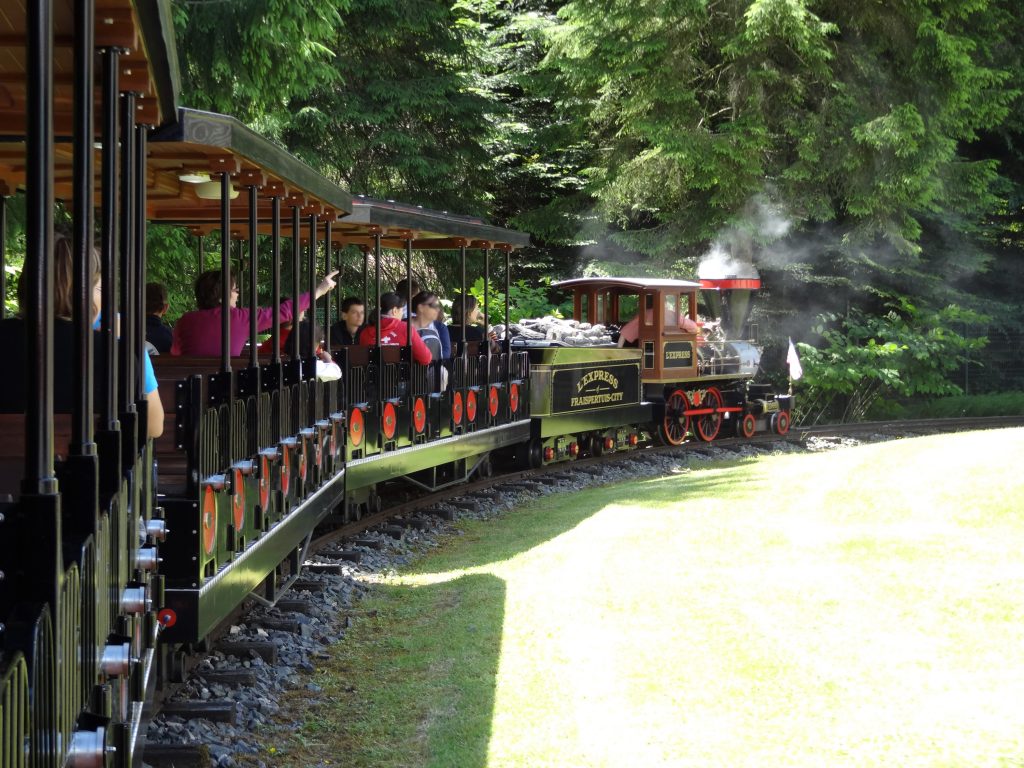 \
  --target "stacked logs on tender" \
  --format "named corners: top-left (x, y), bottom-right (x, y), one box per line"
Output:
top-left (496, 316), bottom-right (616, 346)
